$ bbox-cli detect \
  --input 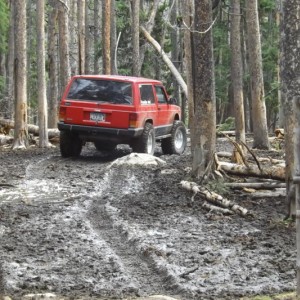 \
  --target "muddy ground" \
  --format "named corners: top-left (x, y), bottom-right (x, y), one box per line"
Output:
top-left (0, 140), bottom-right (296, 300)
